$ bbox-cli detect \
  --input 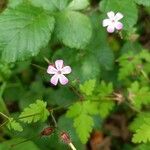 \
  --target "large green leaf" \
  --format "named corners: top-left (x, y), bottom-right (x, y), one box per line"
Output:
top-left (0, 3), bottom-right (55, 62)
top-left (54, 11), bottom-right (92, 49)
top-left (99, 0), bottom-right (138, 29)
